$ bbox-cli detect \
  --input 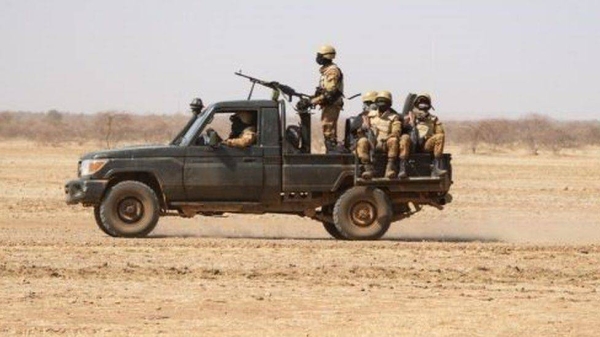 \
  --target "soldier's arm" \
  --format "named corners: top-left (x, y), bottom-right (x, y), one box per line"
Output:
top-left (225, 129), bottom-right (257, 148)
top-left (390, 116), bottom-right (402, 139)
top-left (311, 68), bottom-right (341, 105)
top-left (434, 118), bottom-right (445, 135)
